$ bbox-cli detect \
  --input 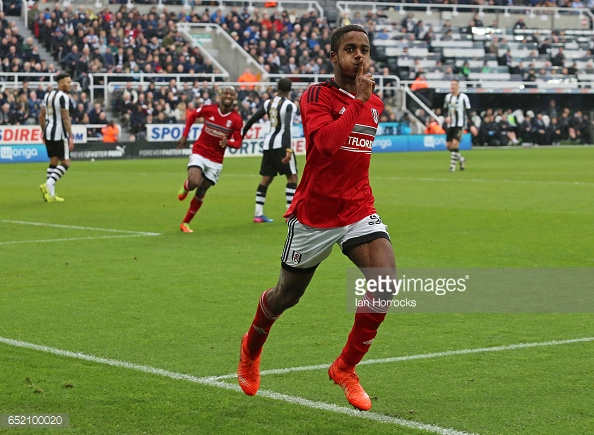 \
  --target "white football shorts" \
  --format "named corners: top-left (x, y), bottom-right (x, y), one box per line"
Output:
top-left (188, 153), bottom-right (223, 184)
top-left (281, 214), bottom-right (390, 273)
